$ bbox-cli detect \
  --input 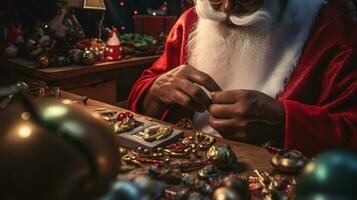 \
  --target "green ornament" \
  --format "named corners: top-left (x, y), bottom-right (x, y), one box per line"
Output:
top-left (81, 50), bottom-right (96, 65)
top-left (296, 151), bottom-right (357, 200)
